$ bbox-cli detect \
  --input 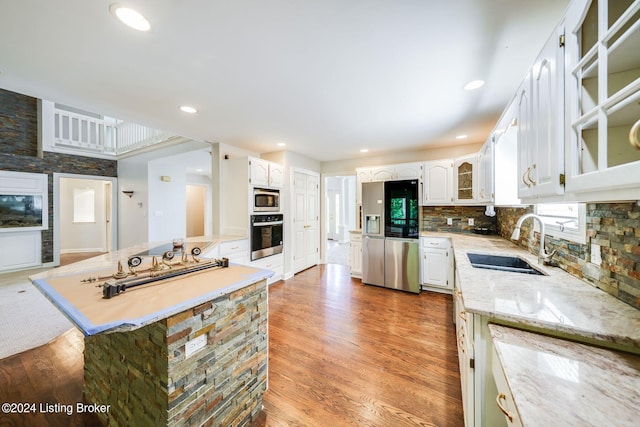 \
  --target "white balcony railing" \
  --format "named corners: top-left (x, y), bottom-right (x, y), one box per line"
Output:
top-left (52, 106), bottom-right (177, 156)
